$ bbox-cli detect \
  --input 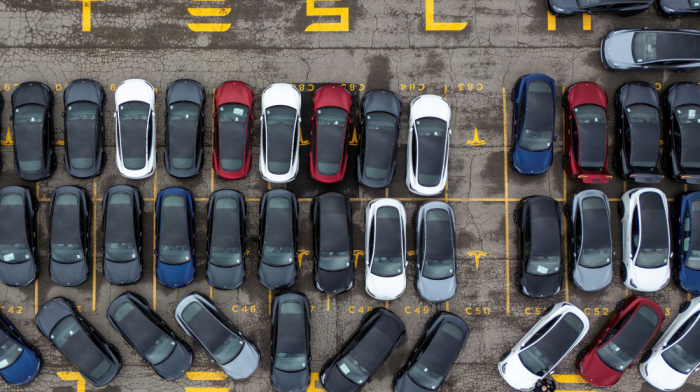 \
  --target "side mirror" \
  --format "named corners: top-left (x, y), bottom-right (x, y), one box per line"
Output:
top-left (154, 249), bottom-right (158, 255)
top-left (260, 115), bottom-right (264, 122)
top-left (553, 135), bottom-right (558, 141)
top-left (61, 112), bottom-right (65, 118)
top-left (164, 112), bottom-right (168, 118)
top-left (113, 112), bottom-right (117, 118)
